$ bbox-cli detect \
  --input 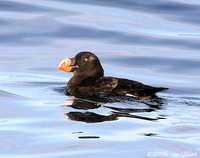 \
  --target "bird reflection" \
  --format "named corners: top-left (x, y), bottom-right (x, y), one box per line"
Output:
top-left (60, 97), bottom-right (167, 123)
top-left (64, 112), bottom-right (118, 123)
top-left (60, 98), bottom-right (101, 110)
